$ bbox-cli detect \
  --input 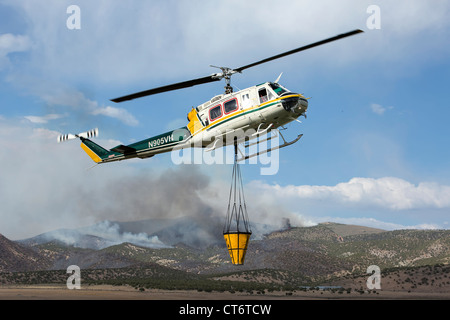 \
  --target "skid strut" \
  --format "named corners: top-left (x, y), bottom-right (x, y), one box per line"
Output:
top-left (237, 129), bottom-right (303, 162)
